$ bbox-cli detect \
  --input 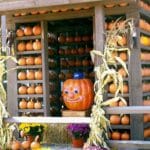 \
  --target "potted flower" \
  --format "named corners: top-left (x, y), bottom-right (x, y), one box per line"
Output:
top-left (19, 123), bottom-right (46, 142)
top-left (67, 123), bottom-right (90, 148)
